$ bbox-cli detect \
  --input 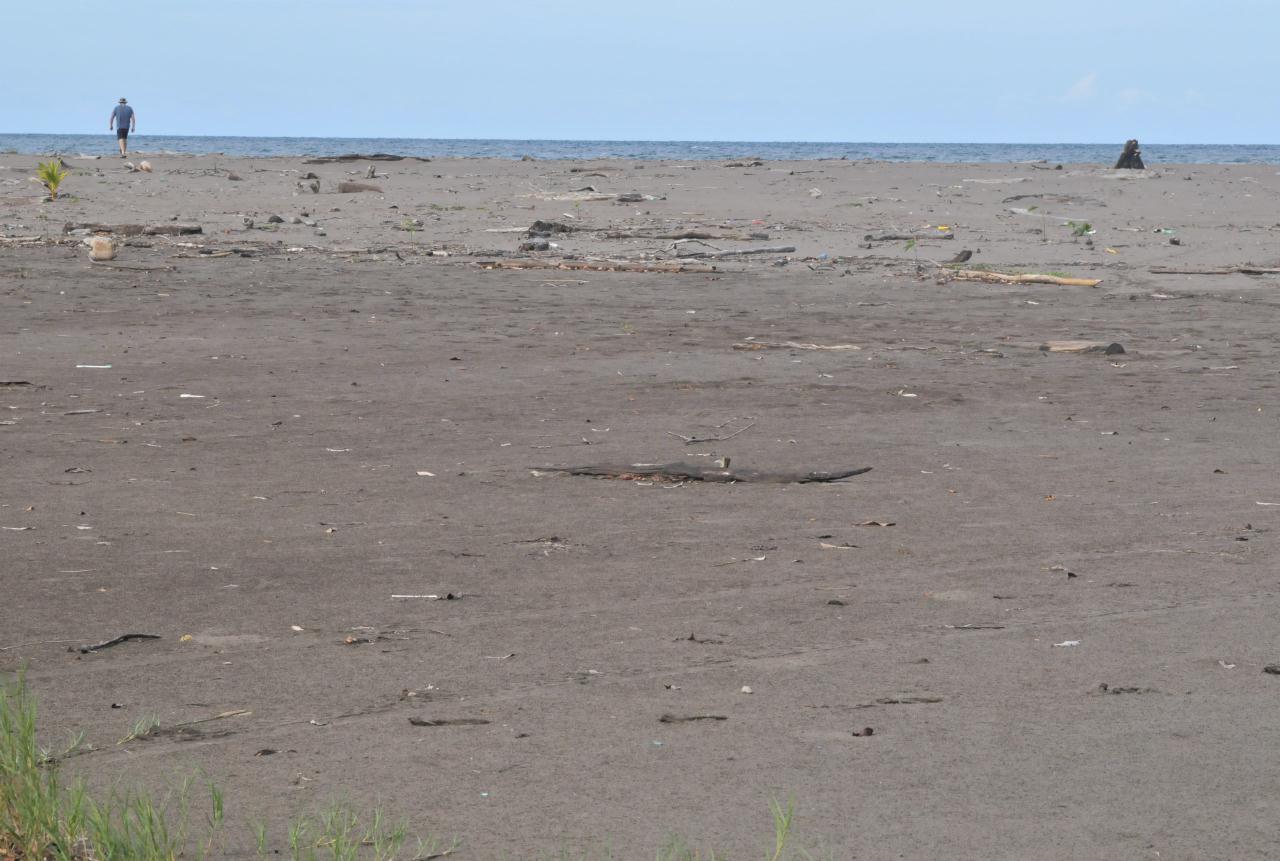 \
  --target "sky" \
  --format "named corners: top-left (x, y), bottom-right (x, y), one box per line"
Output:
top-left (5, 0), bottom-right (1274, 143)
